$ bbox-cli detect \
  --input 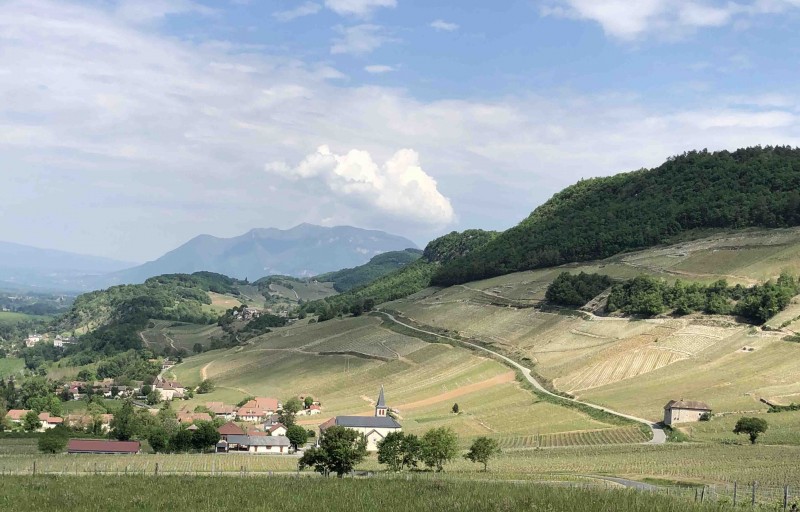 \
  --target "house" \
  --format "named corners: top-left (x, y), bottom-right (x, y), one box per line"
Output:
top-left (217, 421), bottom-right (246, 441)
top-left (154, 379), bottom-right (185, 401)
top-left (217, 435), bottom-right (291, 454)
top-left (25, 334), bottom-right (42, 348)
top-left (237, 397), bottom-right (280, 422)
top-left (663, 400), bottom-right (712, 425)
top-left (265, 423), bottom-right (287, 436)
top-left (206, 402), bottom-right (237, 421)
top-left (53, 335), bottom-right (75, 348)
top-left (247, 427), bottom-right (268, 437)
top-left (67, 439), bottom-right (141, 454)
top-left (177, 411), bottom-right (212, 424)
top-left (37, 412), bottom-right (64, 431)
top-left (66, 414), bottom-right (114, 432)
top-left (5, 409), bottom-right (30, 424)
top-left (299, 404), bottom-right (322, 416)
top-left (319, 386), bottom-right (401, 452)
